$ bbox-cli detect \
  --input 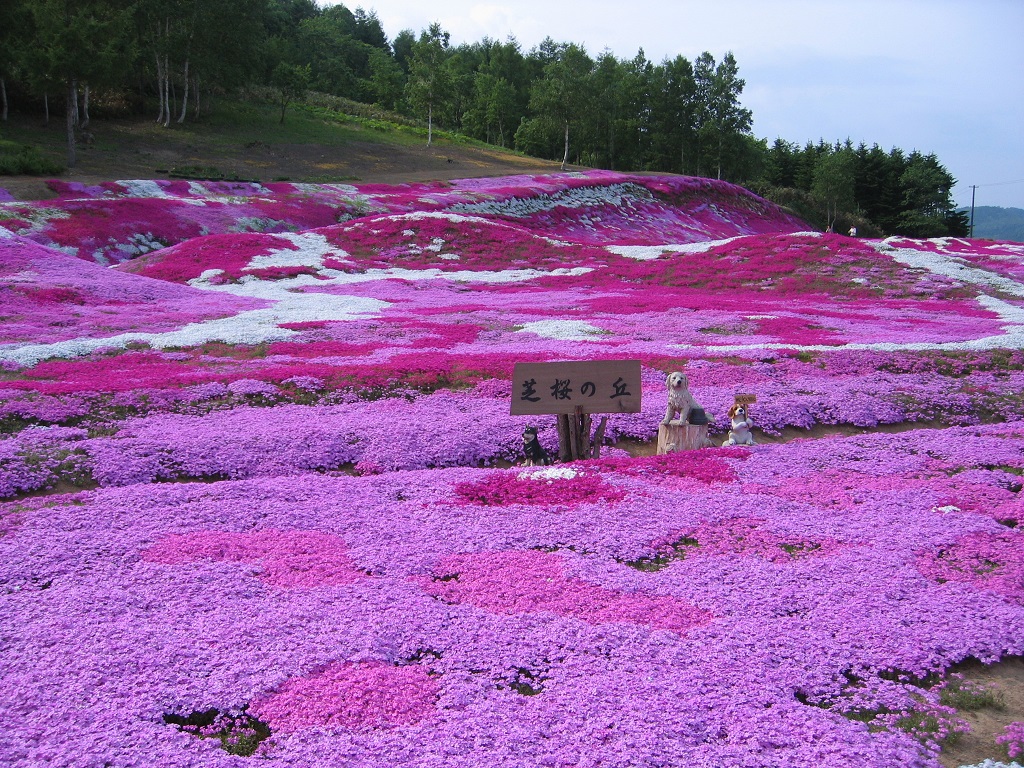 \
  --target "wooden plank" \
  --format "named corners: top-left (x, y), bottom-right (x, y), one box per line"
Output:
top-left (511, 360), bottom-right (642, 415)
top-left (734, 393), bottom-right (758, 405)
